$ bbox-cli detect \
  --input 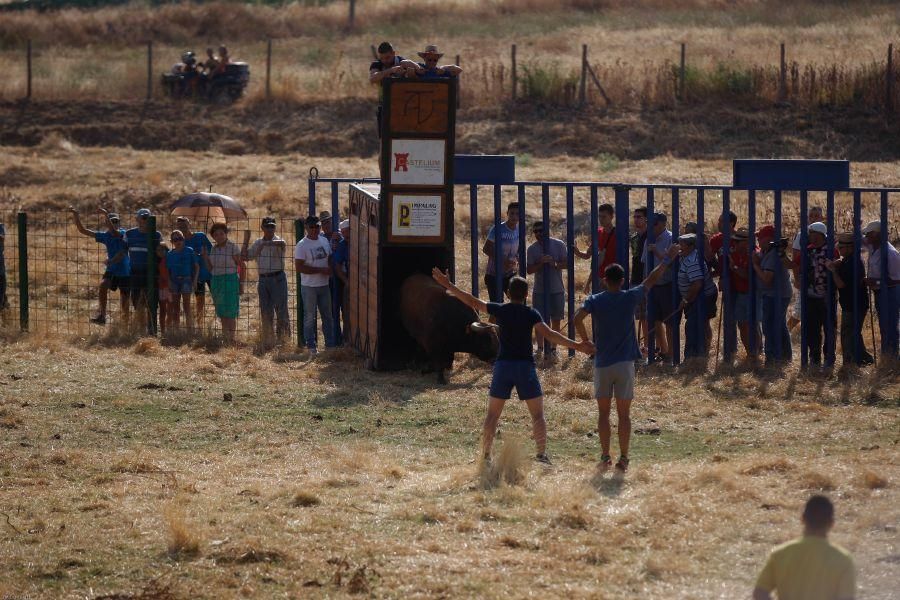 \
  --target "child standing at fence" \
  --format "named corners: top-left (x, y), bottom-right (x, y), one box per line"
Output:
top-left (167, 231), bottom-right (200, 333)
top-left (155, 243), bottom-right (172, 335)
